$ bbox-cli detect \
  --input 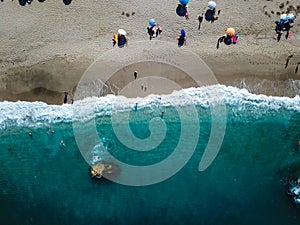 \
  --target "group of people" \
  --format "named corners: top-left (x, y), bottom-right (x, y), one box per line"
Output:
top-left (147, 19), bottom-right (163, 40)
top-left (112, 29), bottom-right (128, 47)
top-left (112, 1), bottom-right (224, 48)
top-left (111, 0), bottom-right (297, 50)
top-left (2, 0), bottom-right (73, 6)
top-left (275, 13), bottom-right (296, 42)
